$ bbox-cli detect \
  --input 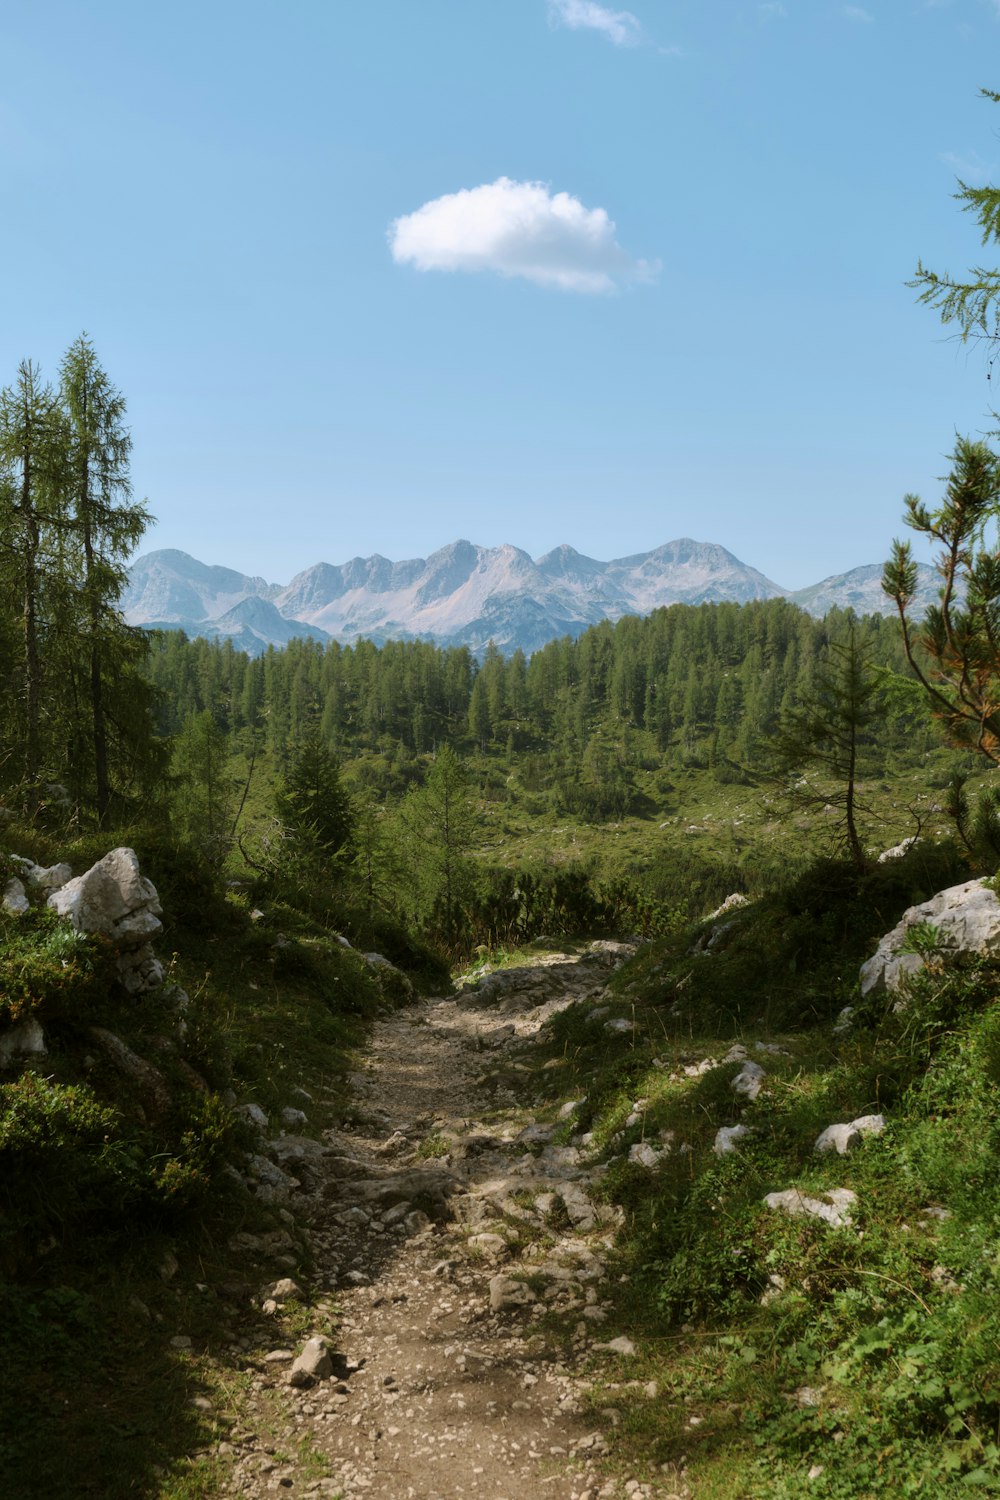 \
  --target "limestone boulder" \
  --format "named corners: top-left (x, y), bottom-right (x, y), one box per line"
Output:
top-left (2, 878), bottom-right (29, 916)
top-left (48, 847), bottom-right (164, 994)
top-left (860, 878), bottom-right (1000, 996)
top-left (764, 1187), bottom-right (857, 1229)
